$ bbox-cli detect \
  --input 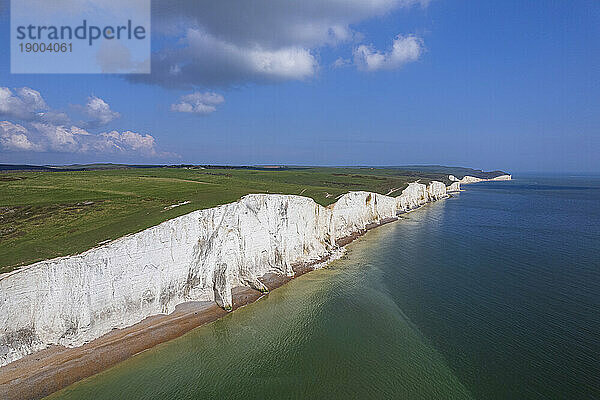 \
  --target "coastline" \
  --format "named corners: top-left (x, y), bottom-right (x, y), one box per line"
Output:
top-left (1, 186), bottom-right (452, 369)
top-left (0, 176), bottom-right (509, 399)
top-left (0, 213), bottom-right (403, 400)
